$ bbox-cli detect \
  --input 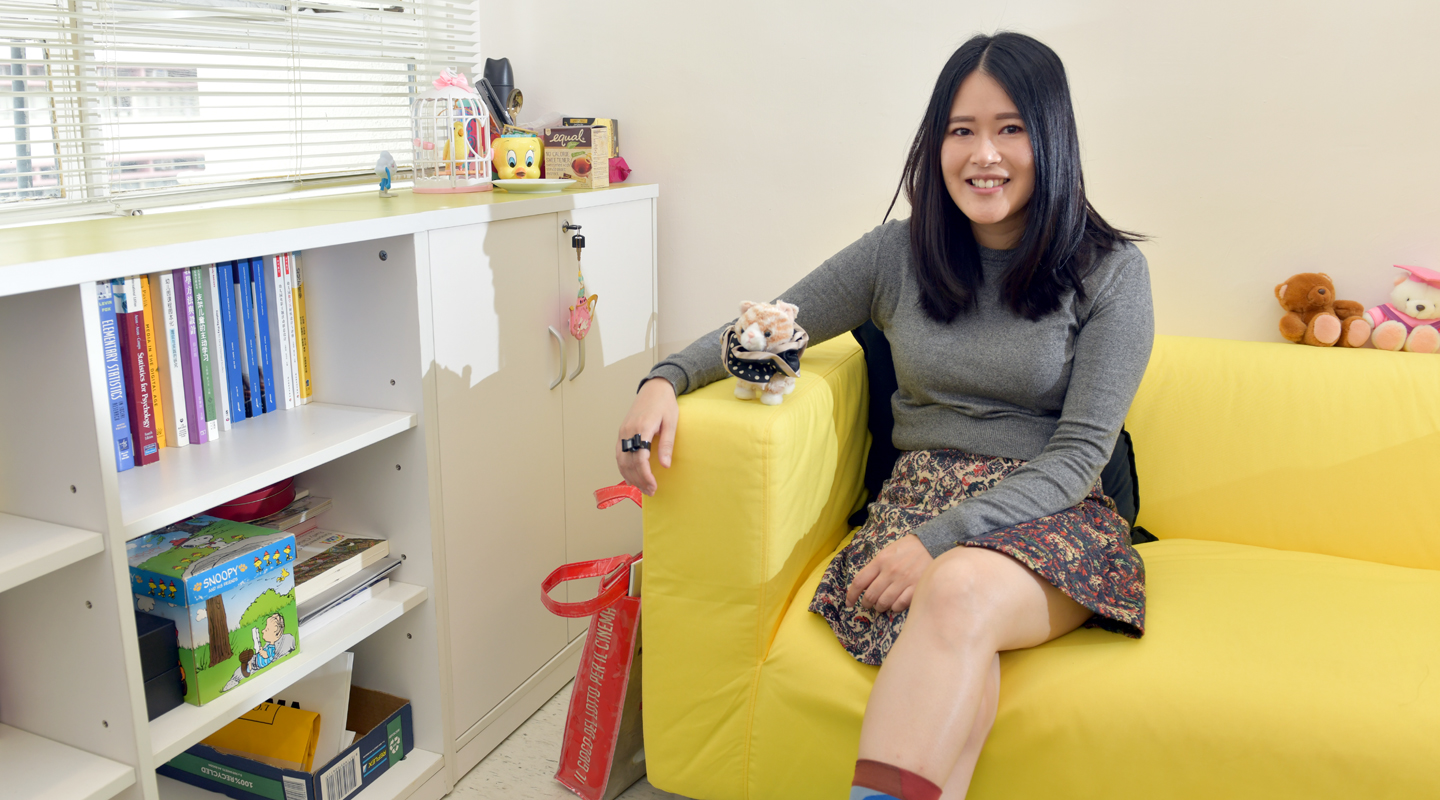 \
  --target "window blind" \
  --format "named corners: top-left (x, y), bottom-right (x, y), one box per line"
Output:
top-left (1, 0), bottom-right (478, 219)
